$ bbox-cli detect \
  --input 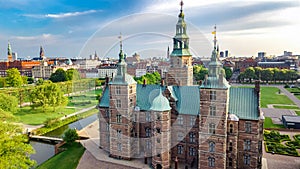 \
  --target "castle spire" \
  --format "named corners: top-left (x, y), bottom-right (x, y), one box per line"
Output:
top-left (179, 0), bottom-right (184, 18)
top-left (7, 41), bottom-right (12, 56)
top-left (40, 46), bottom-right (45, 59)
top-left (118, 33), bottom-right (125, 62)
top-left (213, 25), bottom-right (217, 50)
